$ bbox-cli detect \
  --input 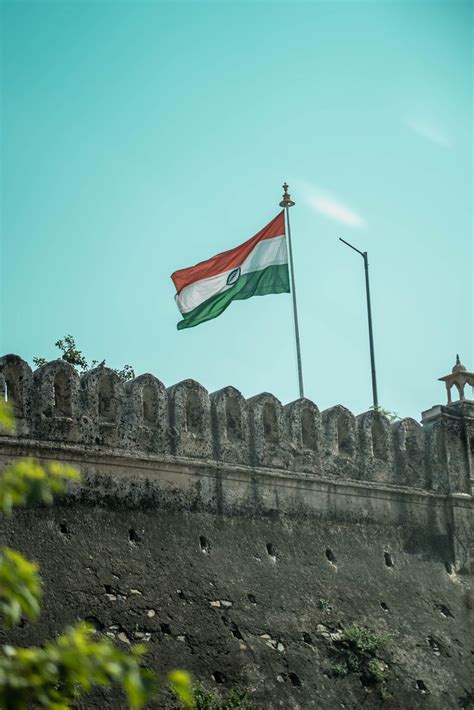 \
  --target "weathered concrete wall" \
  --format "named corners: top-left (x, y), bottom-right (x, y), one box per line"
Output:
top-left (0, 354), bottom-right (473, 709)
